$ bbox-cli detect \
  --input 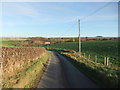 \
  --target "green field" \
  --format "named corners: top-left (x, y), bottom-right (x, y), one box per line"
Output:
top-left (0, 41), bottom-right (22, 47)
top-left (47, 40), bottom-right (119, 66)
